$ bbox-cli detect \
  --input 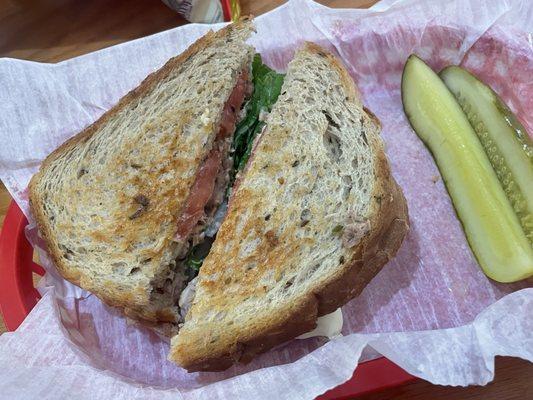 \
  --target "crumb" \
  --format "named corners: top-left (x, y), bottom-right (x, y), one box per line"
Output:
top-left (431, 175), bottom-right (440, 183)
